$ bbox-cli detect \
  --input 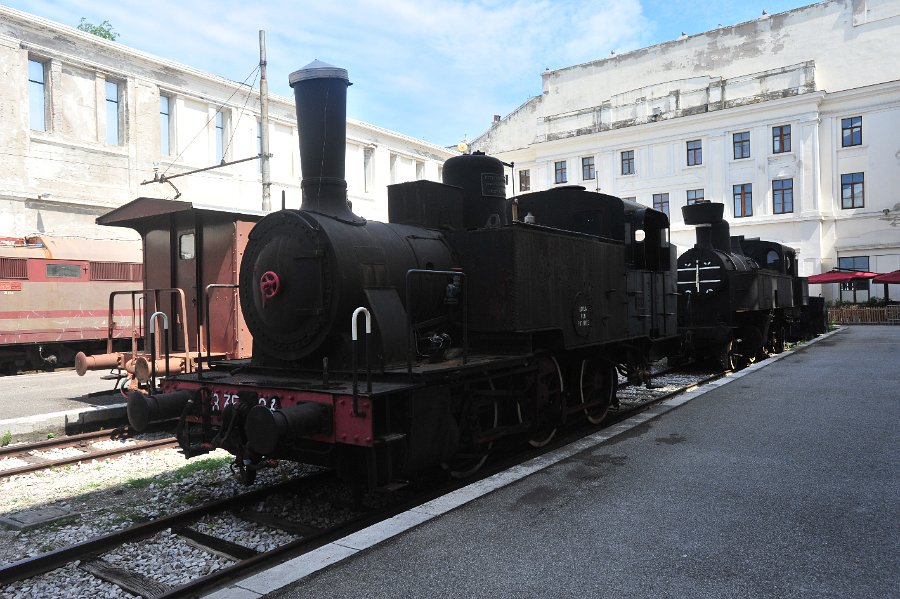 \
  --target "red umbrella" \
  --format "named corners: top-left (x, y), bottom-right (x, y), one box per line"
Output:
top-left (807, 270), bottom-right (878, 284)
top-left (872, 270), bottom-right (900, 284)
